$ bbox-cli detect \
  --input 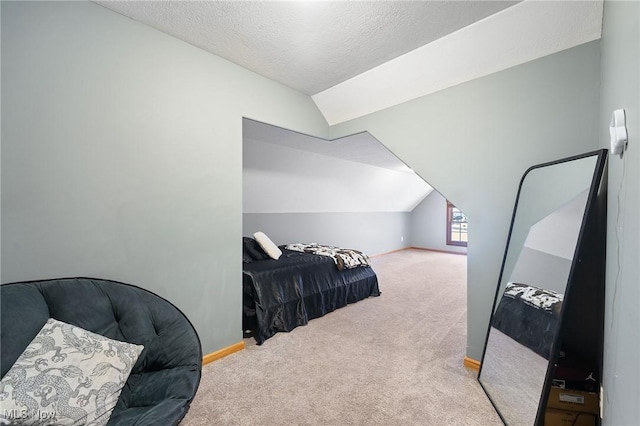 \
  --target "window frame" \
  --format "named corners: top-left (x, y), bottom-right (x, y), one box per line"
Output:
top-left (446, 201), bottom-right (468, 247)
